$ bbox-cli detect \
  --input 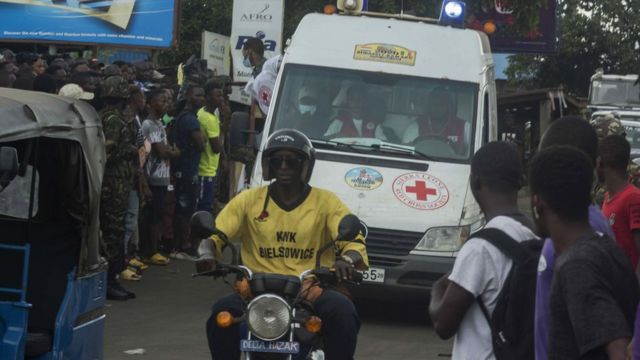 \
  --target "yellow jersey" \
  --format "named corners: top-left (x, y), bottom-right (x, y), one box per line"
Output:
top-left (210, 185), bottom-right (369, 276)
top-left (197, 107), bottom-right (221, 177)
